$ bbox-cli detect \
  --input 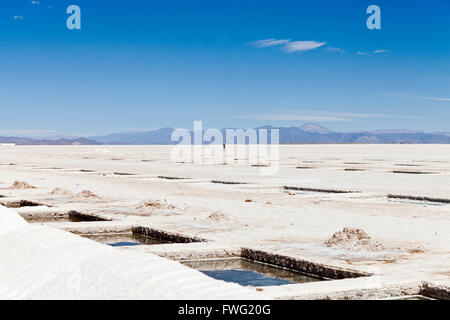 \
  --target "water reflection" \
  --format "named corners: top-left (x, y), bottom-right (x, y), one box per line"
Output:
top-left (182, 258), bottom-right (323, 287)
